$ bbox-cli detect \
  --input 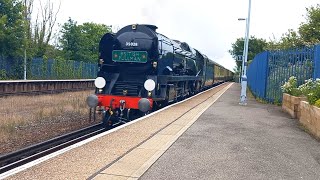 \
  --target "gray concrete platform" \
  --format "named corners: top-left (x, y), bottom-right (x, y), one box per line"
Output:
top-left (140, 83), bottom-right (320, 180)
